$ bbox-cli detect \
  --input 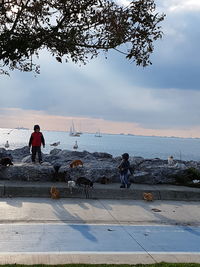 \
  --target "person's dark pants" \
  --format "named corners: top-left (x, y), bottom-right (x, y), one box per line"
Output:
top-left (120, 173), bottom-right (131, 188)
top-left (31, 146), bottom-right (42, 163)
